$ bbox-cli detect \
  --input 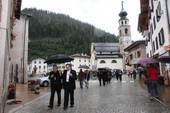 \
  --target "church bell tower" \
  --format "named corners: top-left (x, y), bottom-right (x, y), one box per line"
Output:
top-left (118, 1), bottom-right (132, 53)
